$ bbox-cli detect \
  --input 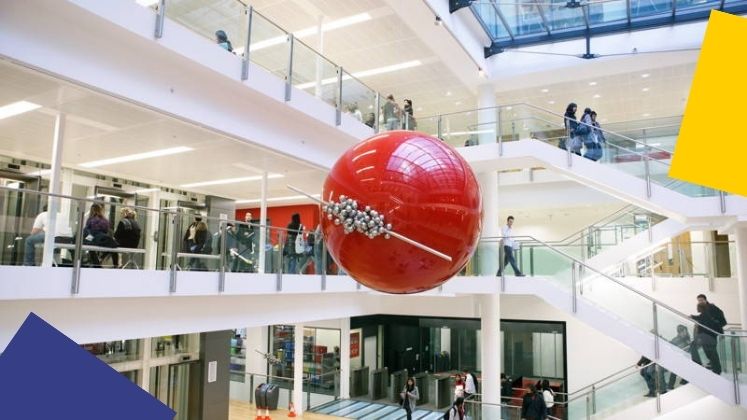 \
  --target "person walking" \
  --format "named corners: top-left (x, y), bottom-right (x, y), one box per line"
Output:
top-left (521, 384), bottom-right (548, 420)
top-left (283, 213), bottom-right (303, 274)
top-left (497, 216), bottom-right (524, 277)
top-left (113, 207), bottom-right (142, 268)
top-left (637, 356), bottom-right (666, 397)
top-left (463, 369), bottom-right (477, 400)
top-left (446, 397), bottom-right (465, 420)
top-left (668, 325), bottom-right (691, 388)
top-left (540, 379), bottom-right (555, 415)
top-left (454, 373), bottom-right (465, 399)
top-left (400, 377), bottom-right (419, 420)
top-left (562, 102), bottom-right (581, 155)
top-left (691, 301), bottom-right (723, 374)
